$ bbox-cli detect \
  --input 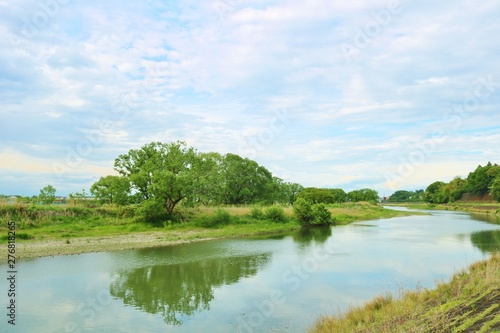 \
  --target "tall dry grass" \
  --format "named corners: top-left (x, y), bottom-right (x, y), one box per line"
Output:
top-left (310, 254), bottom-right (500, 333)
